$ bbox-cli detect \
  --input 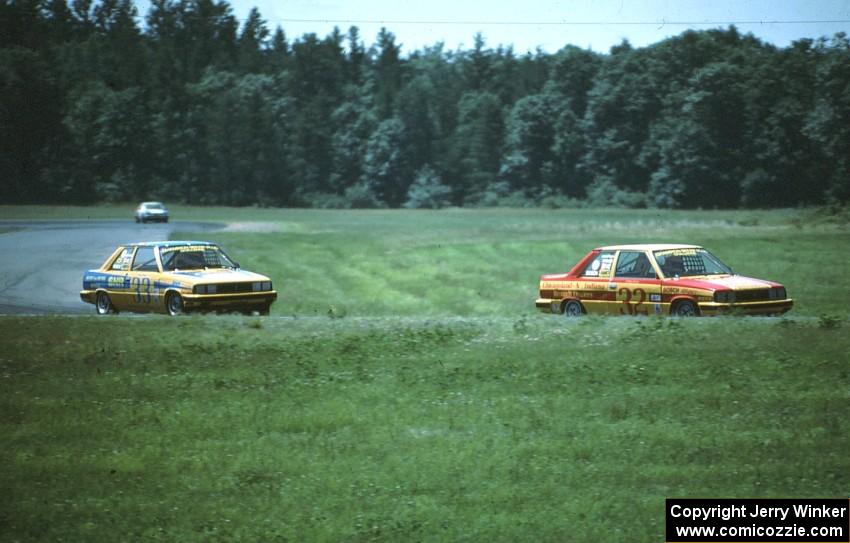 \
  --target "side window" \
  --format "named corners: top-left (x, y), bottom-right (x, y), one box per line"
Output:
top-left (132, 246), bottom-right (159, 272)
top-left (581, 251), bottom-right (615, 278)
top-left (615, 251), bottom-right (656, 279)
top-left (110, 247), bottom-right (134, 271)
